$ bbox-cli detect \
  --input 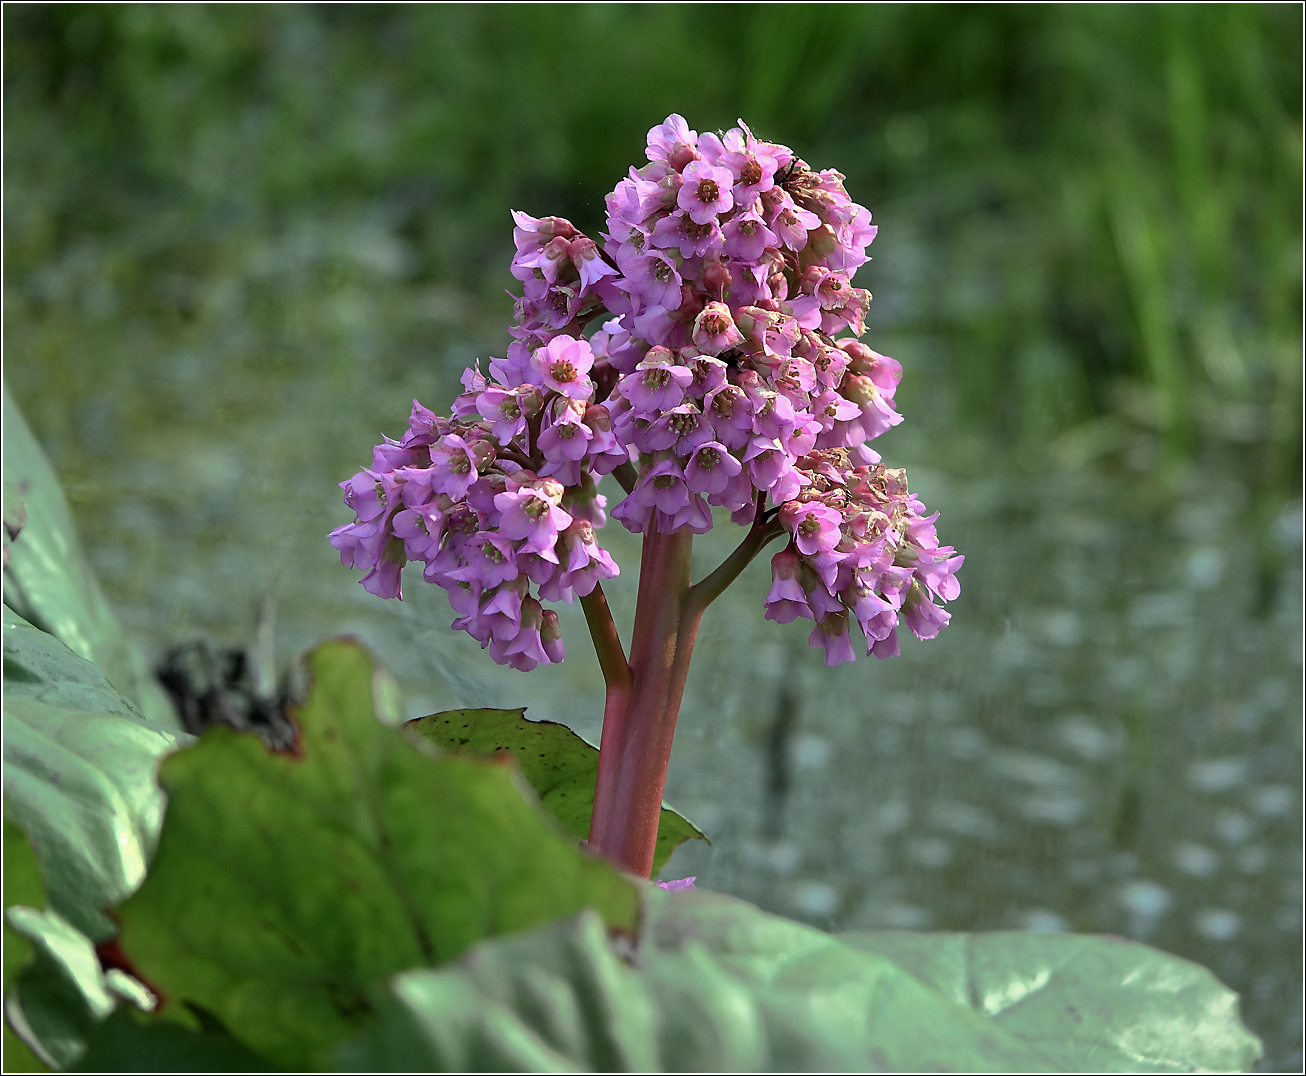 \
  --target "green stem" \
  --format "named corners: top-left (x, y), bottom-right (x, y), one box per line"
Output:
top-left (684, 516), bottom-right (785, 623)
top-left (612, 460), bottom-right (638, 494)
